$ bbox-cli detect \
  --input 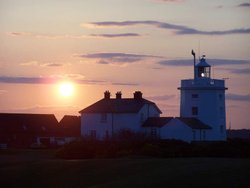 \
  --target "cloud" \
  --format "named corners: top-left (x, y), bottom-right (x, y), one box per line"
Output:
top-left (0, 75), bottom-right (140, 86)
top-left (238, 3), bottom-right (250, 7)
top-left (158, 59), bottom-right (250, 66)
top-left (0, 76), bottom-right (66, 84)
top-left (84, 20), bottom-right (250, 35)
top-left (7, 32), bottom-right (87, 39)
top-left (89, 33), bottom-right (141, 38)
top-left (0, 90), bottom-right (7, 95)
top-left (216, 68), bottom-right (250, 74)
top-left (147, 94), bottom-right (176, 101)
top-left (0, 74), bottom-right (98, 85)
top-left (112, 82), bottom-right (139, 86)
top-left (151, 67), bottom-right (165, 70)
top-left (0, 76), bottom-right (52, 84)
top-left (20, 61), bottom-right (39, 66)
top-left (20, 61), bottom-right (66, 67)
top-left (153, 0), bottom-right (184, 2)
top-left (179, 28), bottom-right (250, 35)
top-left (80, 52), bottom-right (161, 65)
top-left (42, 63), bottom-right (64, 67)
top-left (7, 32), bottom-right (141, 39)
top-left (226, 93), bottom-right (250, 101)
top-left (8, 32), bottom-right (32, 37)
top-left (158, 59), bottom-right (193, 66)
top-left (97, 60), bottom-right (110, 64)
top-left (230, 68), bottom-right (250, 74)
top-left (216, 5), bottom-right (224, 9)
top-left (204, 59), bottom-right (250, 66)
